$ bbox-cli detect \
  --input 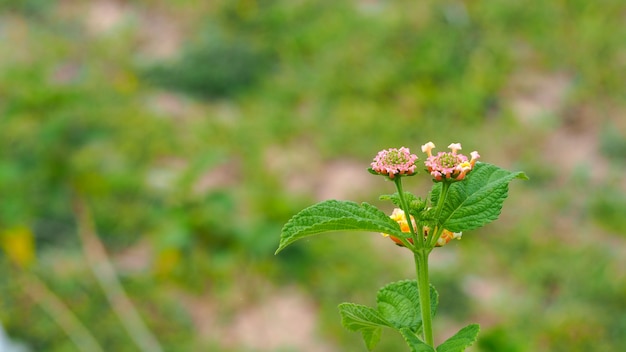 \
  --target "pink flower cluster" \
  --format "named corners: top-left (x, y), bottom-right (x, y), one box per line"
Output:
top-left (371, 147), bottom-right (418, 179)
top-left (421, 142), bottom-right (480, 181)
